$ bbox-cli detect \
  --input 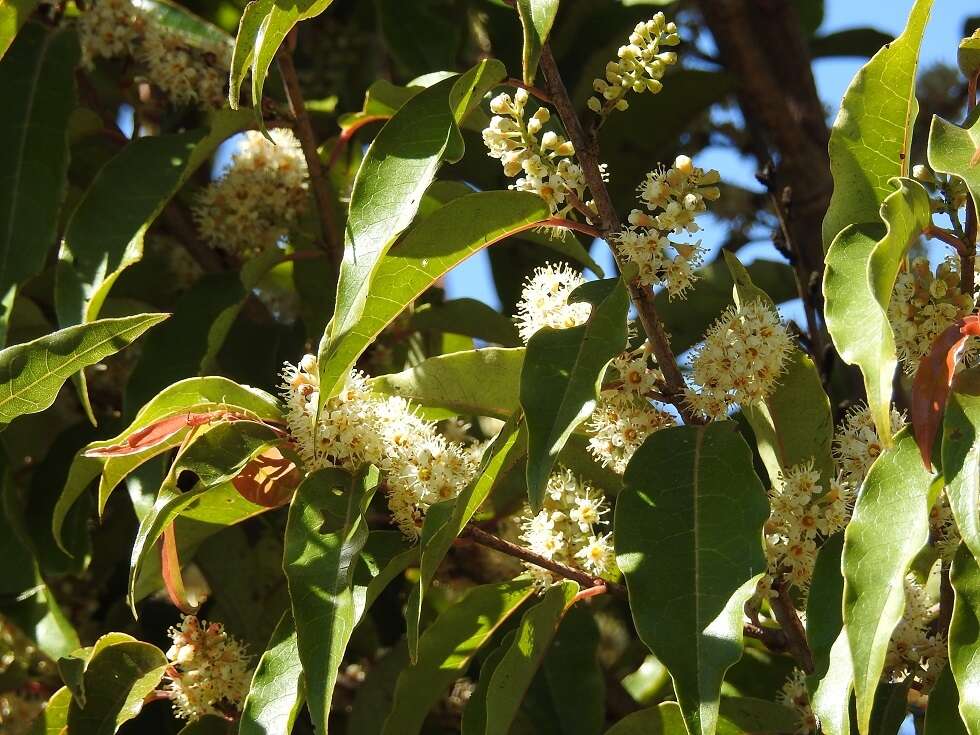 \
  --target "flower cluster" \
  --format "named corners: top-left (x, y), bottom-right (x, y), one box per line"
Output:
top-left (613, 155), bottom-right (720, 297)
top-left (0, 693), bottom-right (43, 734)
top-left (686, 300), bottom-right (793, 420)
top-left (883, 577), bottom-right (946, 692)
top-left (777, 669), bottom-right (818, 735)
top-left (930, 491), bottom-right (960, 561)
top-left (761, 462), bottom-right (853, 598)
top-left (587, 347), bottom-right (674, 473)
top-left (588, 14), bottom-right (680, 116)
top-left (888, 256), bottom-right (973, 373)
top-left (832, 403), bottom-right (906, 487)
top-left (520, 468), bottom-right (614, 586)
top-left (194, 129), bottom-right (309, 258)
top-left (78, 0), bottom-right (230, 109)
top-left (165, 615), bottom-right (251, 721)
top-left (281, 355), bottom-right (477, 538)
top-left (514, 262), bottom-right (592, 343)
top-left (482, 90), bottom-right (594, 219)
